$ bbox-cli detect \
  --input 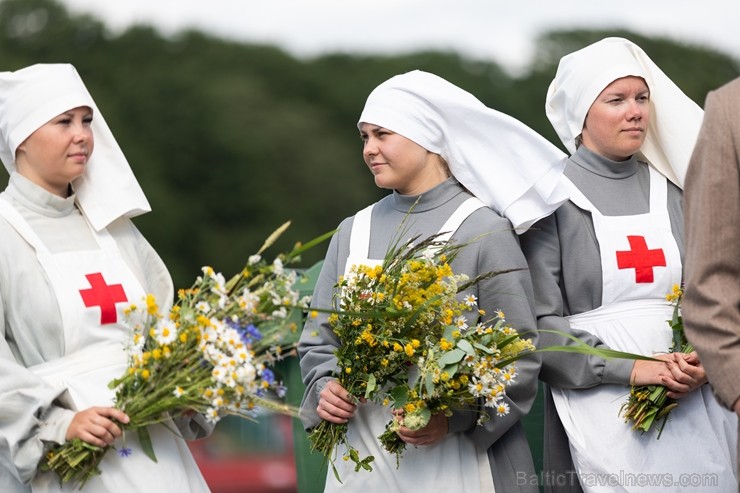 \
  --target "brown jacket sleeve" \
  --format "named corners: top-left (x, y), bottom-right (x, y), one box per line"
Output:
top-left (683, 77), bottom-right (740, 409)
